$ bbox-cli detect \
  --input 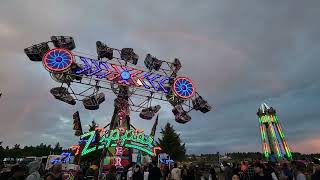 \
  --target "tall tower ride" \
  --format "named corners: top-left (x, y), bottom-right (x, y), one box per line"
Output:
top-left (257, 103), bottom-right (292, 160)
